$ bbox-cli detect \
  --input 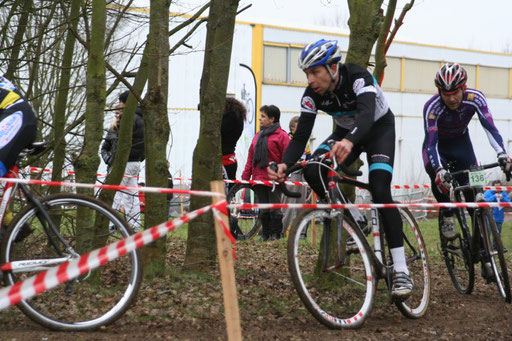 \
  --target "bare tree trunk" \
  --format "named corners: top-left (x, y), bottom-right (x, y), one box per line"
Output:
top-left (184, 0), bottom-right (240, 272)
top-left (140, 0), bottom-right (171, 278)
top-left (74, 0), bottom-right (106, 251)
top-left (346, 0), bottom-right (383, 68)
top-left (373, 0), bottom-right (415, 85)
top-left (50, 0), bottom-right (82, 195)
